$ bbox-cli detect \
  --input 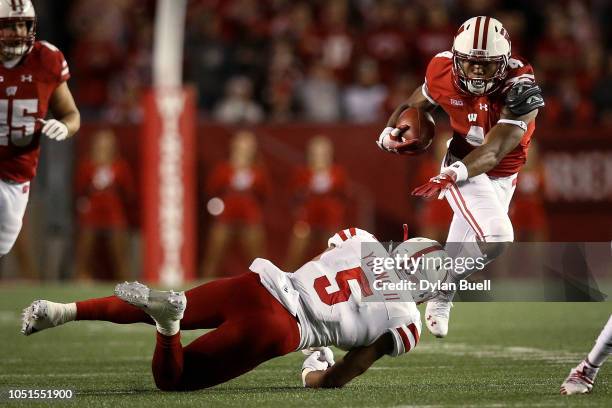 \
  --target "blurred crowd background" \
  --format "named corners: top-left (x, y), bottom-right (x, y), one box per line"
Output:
top-left (0, 0), bottom-right (610, 281)
top-left (35, 0), bottom-right (612, 125)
